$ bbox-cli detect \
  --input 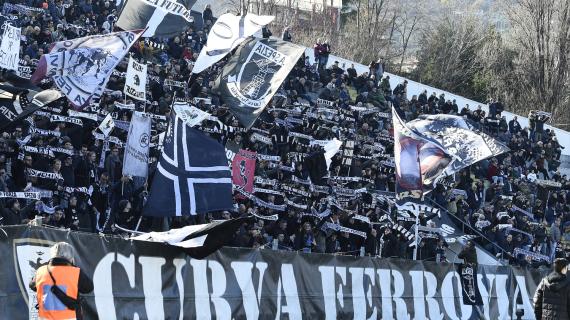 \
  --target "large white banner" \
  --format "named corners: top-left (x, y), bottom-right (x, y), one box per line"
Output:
top-left (123, 111), bottom-right (151, 177)
top-left (192, 13), bottom-right (274, 74)
top-left (0, 24), bottom-right (20, 70)
top-left (124, 57), bottom-right (147, 101)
